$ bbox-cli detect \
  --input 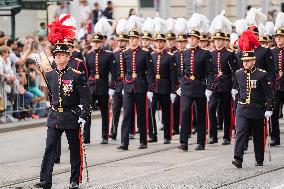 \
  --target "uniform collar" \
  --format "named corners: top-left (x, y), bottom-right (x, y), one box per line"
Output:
top-left (216, 47), bottom-right (225, 52)
top-left (94, 48), bottom-right (103, 53)
top-left (244, 66), bottom-right (256, 74)
top-left (190, 46), bottom-right (199, 51)
top-left (130, 46), bottom-right (140, 52)
top-left (56, 64), bottom-right (69, 74)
